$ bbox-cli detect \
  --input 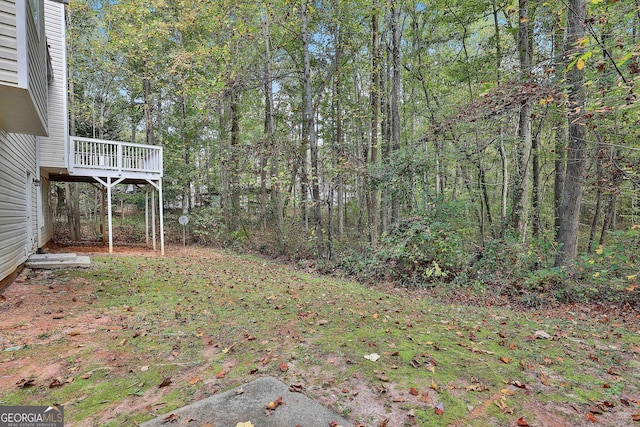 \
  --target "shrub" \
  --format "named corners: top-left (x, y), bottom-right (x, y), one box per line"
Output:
top-left (376, 217), bottom-right (465, 287)
top-left (189, 207), bottom-right (228, 246)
